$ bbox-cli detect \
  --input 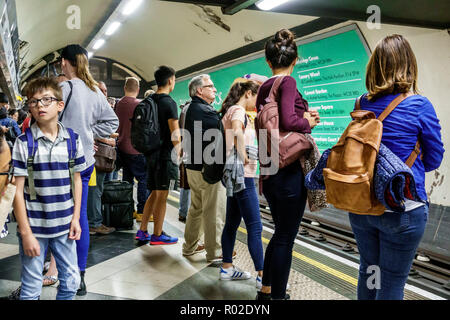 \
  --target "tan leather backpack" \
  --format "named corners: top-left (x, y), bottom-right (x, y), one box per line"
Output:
top-left (323, 93), bottom-right (420, 215)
